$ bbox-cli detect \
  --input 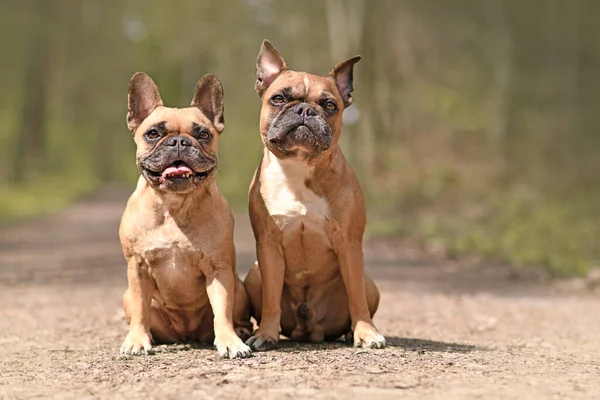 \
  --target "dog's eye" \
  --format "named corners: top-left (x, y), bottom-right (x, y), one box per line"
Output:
top-left (270, 95), bottom-right (285, 105)
top-left (325, 101), bottom-right (337, 112)
top-left (197, 130), bottom-right (211, 140)
top-left (145, 129), bottom-right (160, 140)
